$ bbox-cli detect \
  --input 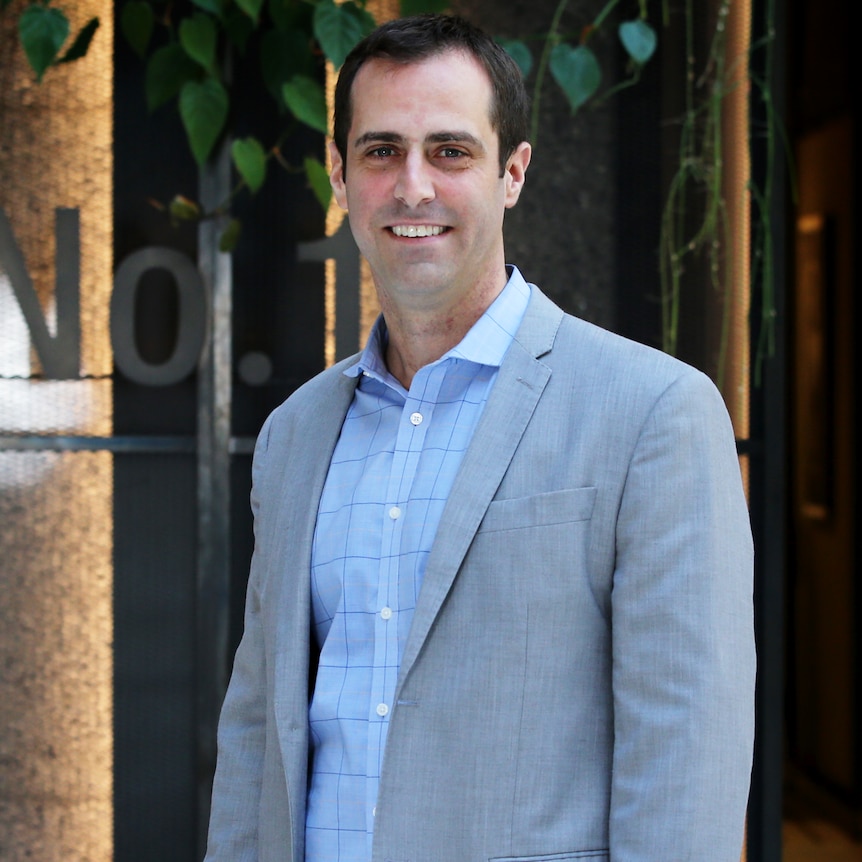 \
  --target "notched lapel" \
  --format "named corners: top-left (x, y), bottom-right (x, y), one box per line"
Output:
top-left (396, 290), bottom-right (563, 688)
top-left (270, 368), bottom-right (358, 718)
